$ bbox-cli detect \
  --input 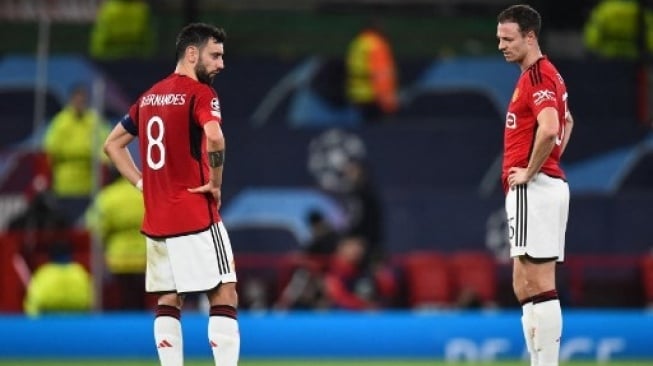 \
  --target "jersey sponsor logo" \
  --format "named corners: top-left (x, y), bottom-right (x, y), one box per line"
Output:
top-left (505, 112), bottom-right (517, 129)
top-left (140, 93), bottom-right (187, 107)
top-left (532, 89), bottom-right (556, 106)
